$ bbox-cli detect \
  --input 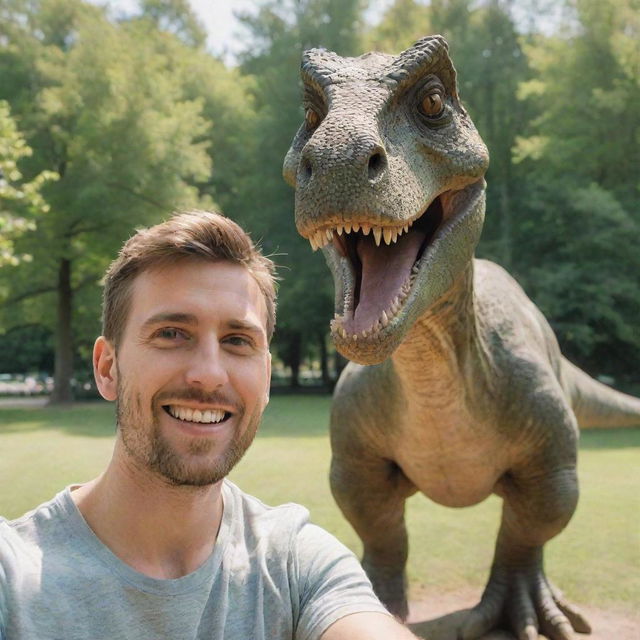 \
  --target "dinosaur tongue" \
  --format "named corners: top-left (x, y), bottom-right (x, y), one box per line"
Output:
top-left (352, 230), bottom-right (426, 332)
